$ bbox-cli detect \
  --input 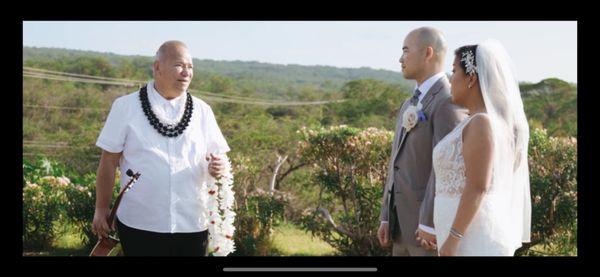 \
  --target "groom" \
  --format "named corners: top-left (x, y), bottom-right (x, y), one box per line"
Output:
top-left (378, 27), bottom-right (468, 256)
